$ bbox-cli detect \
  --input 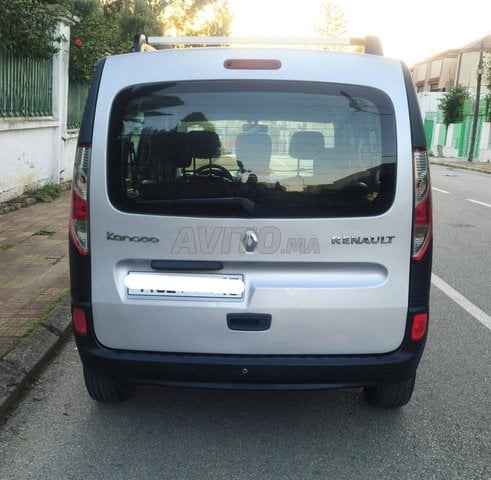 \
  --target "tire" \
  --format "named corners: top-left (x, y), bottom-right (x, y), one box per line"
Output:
top-left (364, 375), bottom-right (416, 409)
top-left (83, 368), bottom-right (135, 403)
